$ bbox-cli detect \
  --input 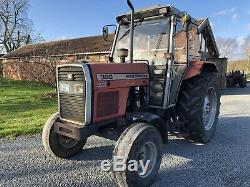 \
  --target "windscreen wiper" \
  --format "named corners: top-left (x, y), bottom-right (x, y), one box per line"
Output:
top-left (118, 28), bottom-right (130, 41)
top-left (118, 18), bottom-right (144, 41)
